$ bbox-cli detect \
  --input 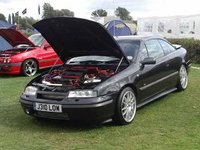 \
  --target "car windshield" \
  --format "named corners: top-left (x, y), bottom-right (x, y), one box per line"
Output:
top-left (117, 40), bottom-right (140, 61)
top-left (66, 56), bottom-right (119, 64)
top-left (0, 35), bottom-right (13, 51)
top-left (28, 34), bottom-right (44, 47)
